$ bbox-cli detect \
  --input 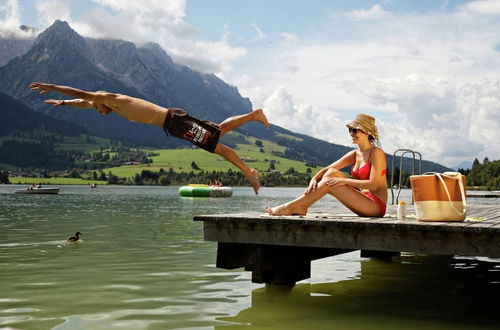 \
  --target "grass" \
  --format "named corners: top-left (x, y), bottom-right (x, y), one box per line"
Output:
top-left (55, 135), bottom-right (116, 152)
top-left (104, 146), bottom-right (320, 179)
top-left (3, 131), bottom-right (320, 181)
